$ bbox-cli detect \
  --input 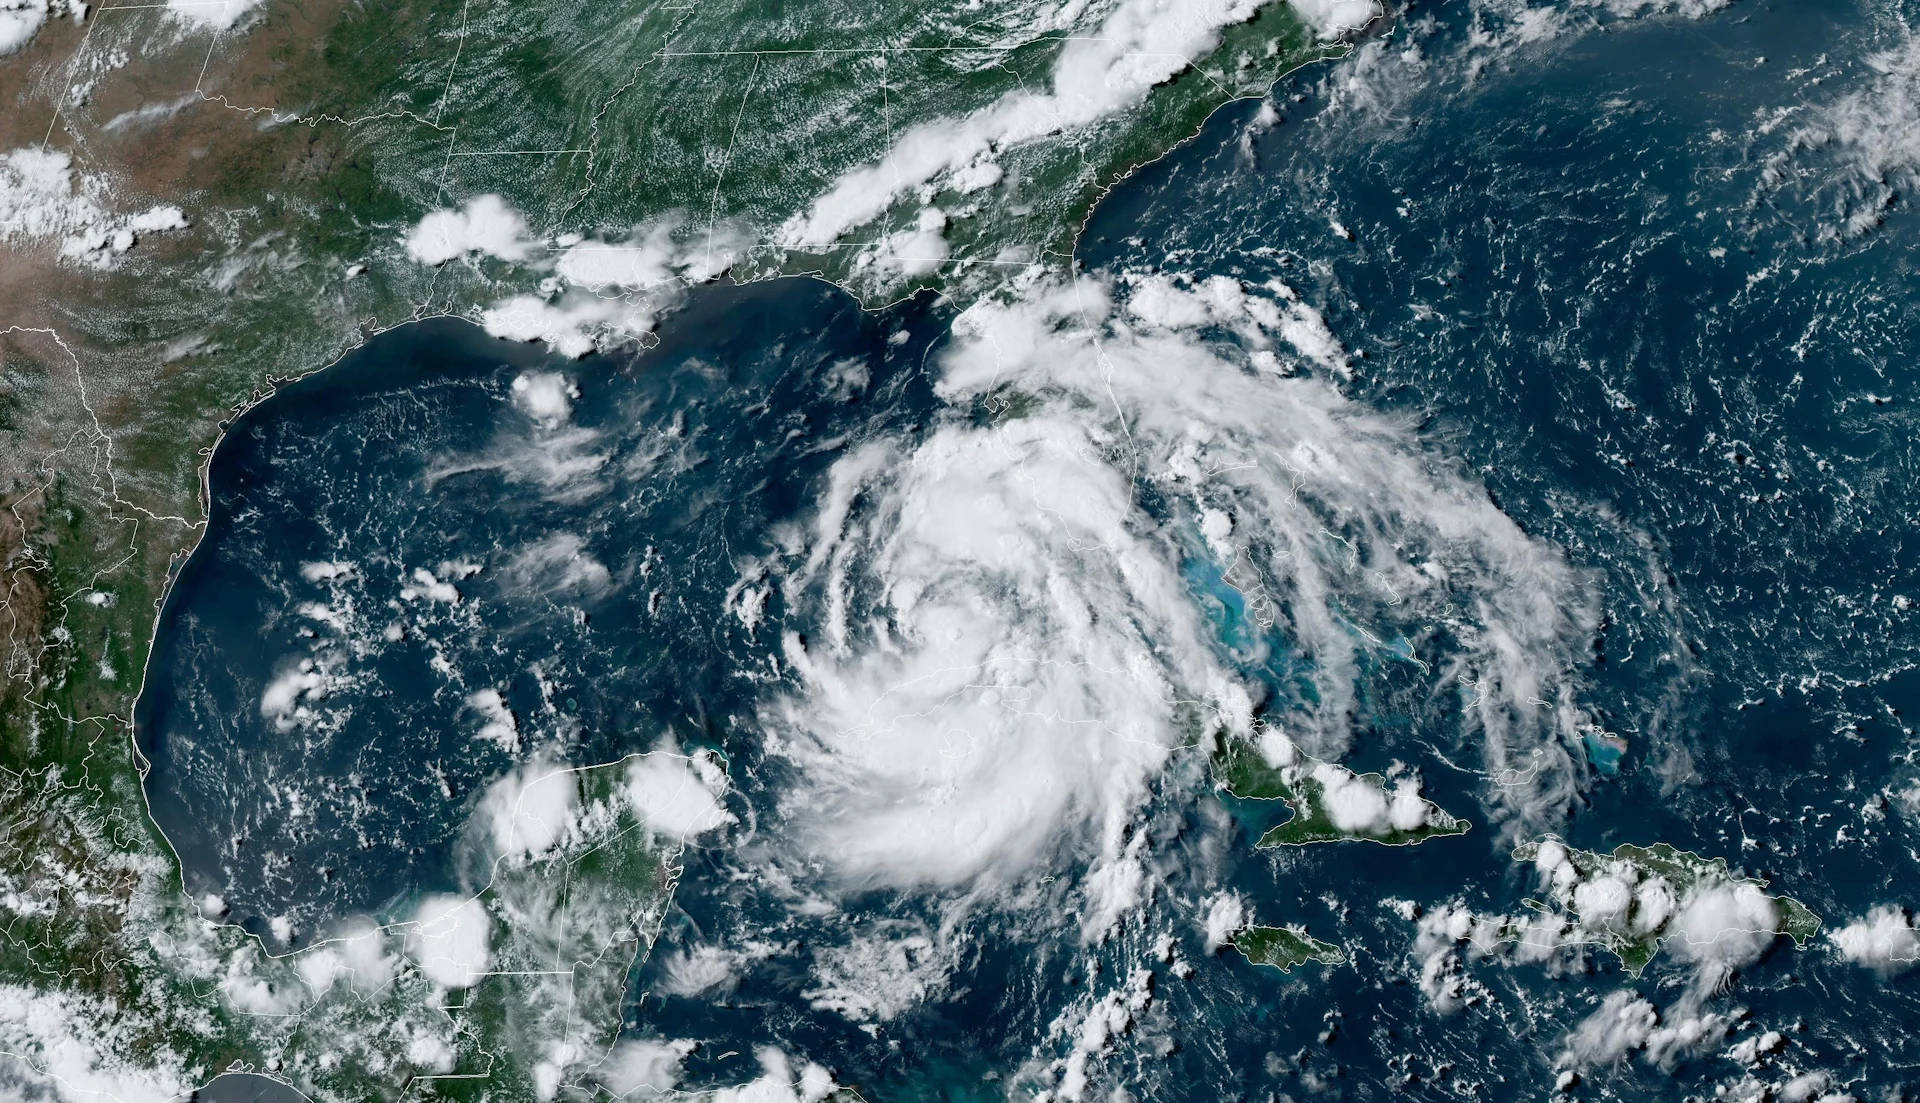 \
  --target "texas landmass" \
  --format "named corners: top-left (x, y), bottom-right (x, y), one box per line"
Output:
top-left (0, 0), bottom-right (1371, 1097)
